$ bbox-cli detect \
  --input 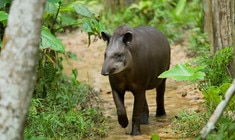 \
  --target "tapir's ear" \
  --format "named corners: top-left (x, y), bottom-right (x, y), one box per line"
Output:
top-left (123, 31), bottom-right (133, 45)
top-left (101, 32), bottom-right (111, 43)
